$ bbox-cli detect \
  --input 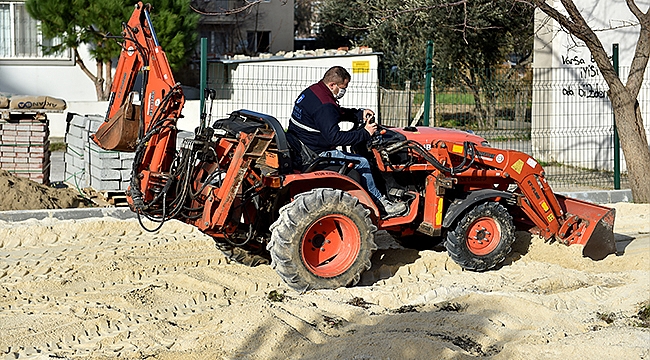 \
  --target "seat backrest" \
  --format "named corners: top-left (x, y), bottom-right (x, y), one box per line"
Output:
top-left (285, 131), bottom-right (319, 171)
top-left (223, 110), bottom-right (293, 174)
